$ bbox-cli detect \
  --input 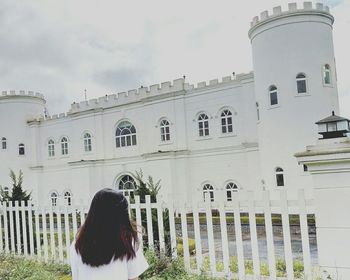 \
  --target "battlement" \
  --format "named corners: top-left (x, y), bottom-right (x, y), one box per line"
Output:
top-left (194, 72), bottom-right (254, 90)
top-left (249, 2), bottom-right (332, 33)
top-left (69, 73), bottom-right (254, 114)
top-left (0, 90), bottom-right (45, 101)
